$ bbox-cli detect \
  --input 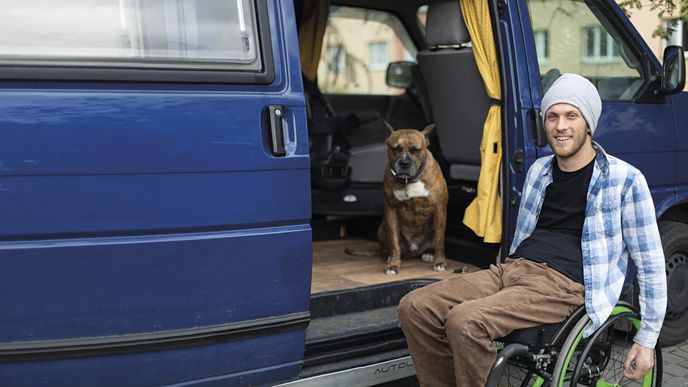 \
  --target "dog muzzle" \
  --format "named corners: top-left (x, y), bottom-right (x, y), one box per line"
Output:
top-left (391, 160), bottom-right (425, 185)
